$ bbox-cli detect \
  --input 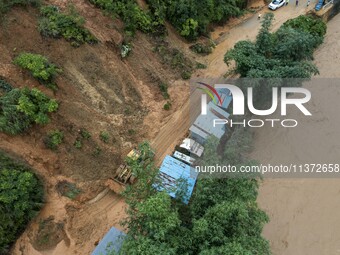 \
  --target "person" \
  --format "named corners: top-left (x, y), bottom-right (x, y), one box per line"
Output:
top-left (258, 13), bottom-right (262, 20)
top-left (296, 0), bottom-right (299, 6)
top-left (307, 0), bottom-right (310, 6)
